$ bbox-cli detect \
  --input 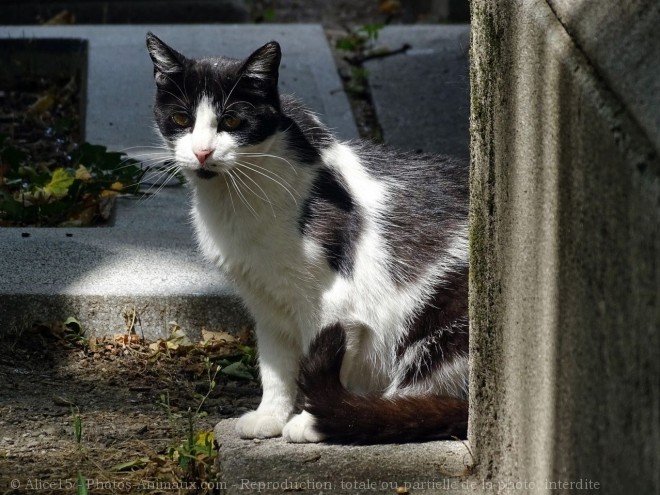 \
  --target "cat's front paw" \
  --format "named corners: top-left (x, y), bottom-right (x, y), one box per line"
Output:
top-left (282, 411), bottom-right (325, 443)
top-left (236, 411), bottom-right (286, 439)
